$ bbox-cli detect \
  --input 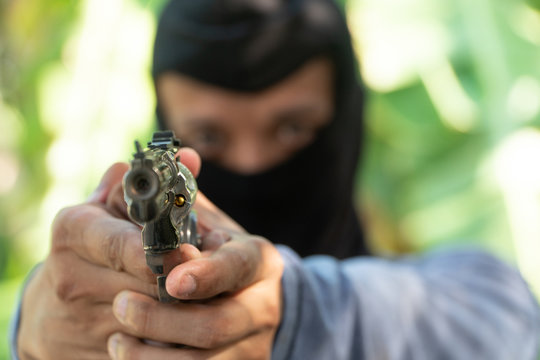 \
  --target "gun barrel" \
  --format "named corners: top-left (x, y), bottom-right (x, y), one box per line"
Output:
top-left (124, 167), bottom-right (160, 201)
